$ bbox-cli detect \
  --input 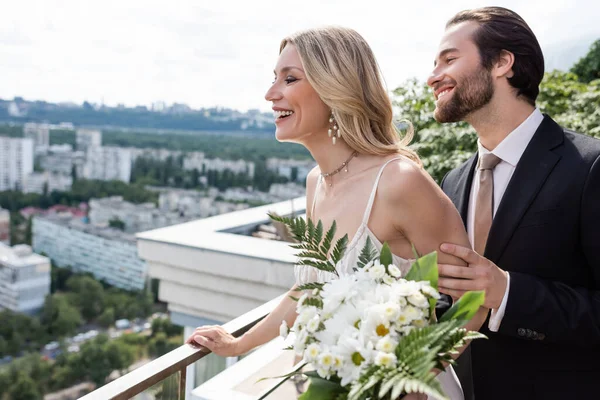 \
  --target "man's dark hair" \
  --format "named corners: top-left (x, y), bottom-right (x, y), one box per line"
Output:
top-left (447, 7), bottom-right (544, 106)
